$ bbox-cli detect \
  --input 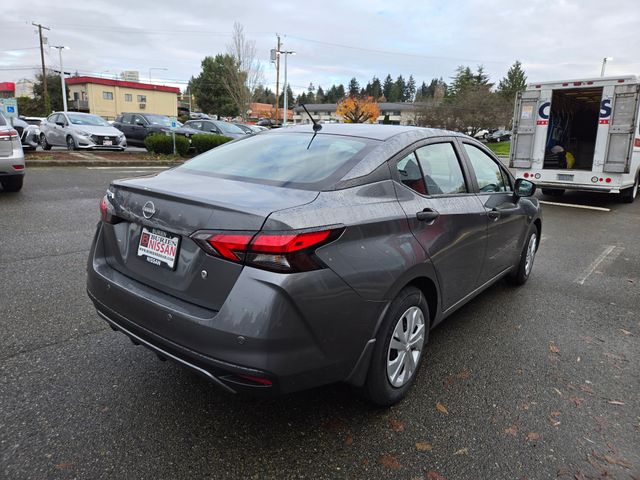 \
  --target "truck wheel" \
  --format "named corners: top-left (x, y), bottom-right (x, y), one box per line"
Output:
top-left (507, 226), bottom-right (538, 286)
top-left (360, 286), bottom-right (429, 407)
top-left (542, 188), bottom-right (565, 197)
top-left (1, 175), bottom-right (24, 192)
top-left (40, 133), bottom-right (52, 151)
top-left (620, 174), bottom-right (638, 204)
